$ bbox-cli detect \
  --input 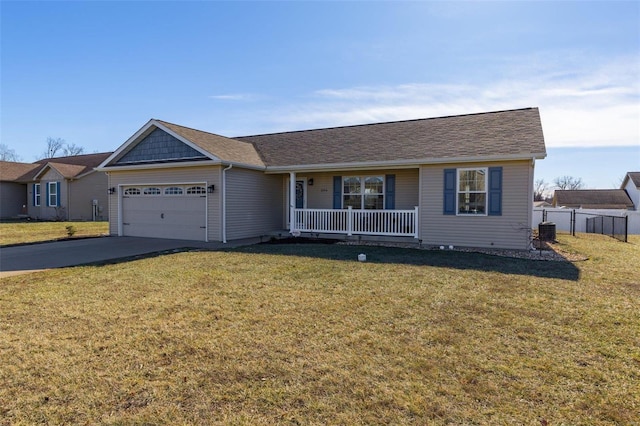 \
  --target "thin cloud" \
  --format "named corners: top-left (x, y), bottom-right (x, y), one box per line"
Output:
top-left (208, 93), bottom-right (258, 101)
top-left (264, 55), bottom-right (639, 148)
